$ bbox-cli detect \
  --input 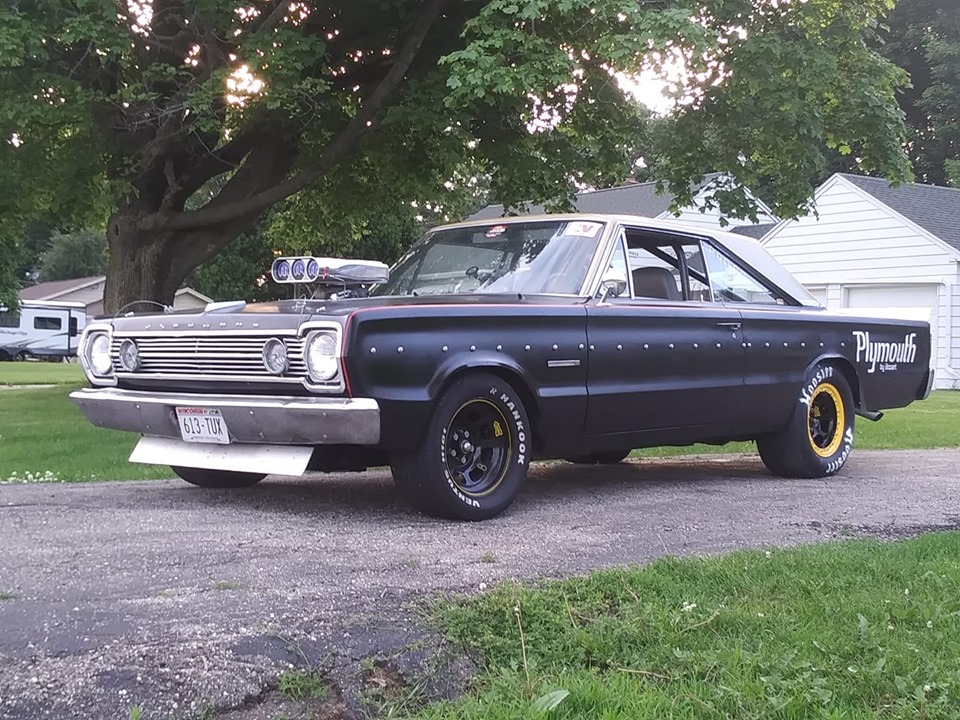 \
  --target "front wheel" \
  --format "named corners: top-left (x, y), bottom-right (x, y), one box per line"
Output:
top-left (757, 363), bottom-right (855, 478)
top-left (172, 466), bottom-right (266, 488)
top-left (391, 372), bottom-right (532, 521)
